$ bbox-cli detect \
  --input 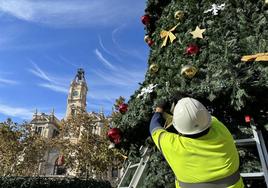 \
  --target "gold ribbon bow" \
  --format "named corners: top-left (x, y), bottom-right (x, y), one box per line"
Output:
top-left (241, 52), bottom-right (268, 62)
top-left (163, 112), bottom-right (173, 129)
top-left (160, 24), bottom-right (179, 48)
